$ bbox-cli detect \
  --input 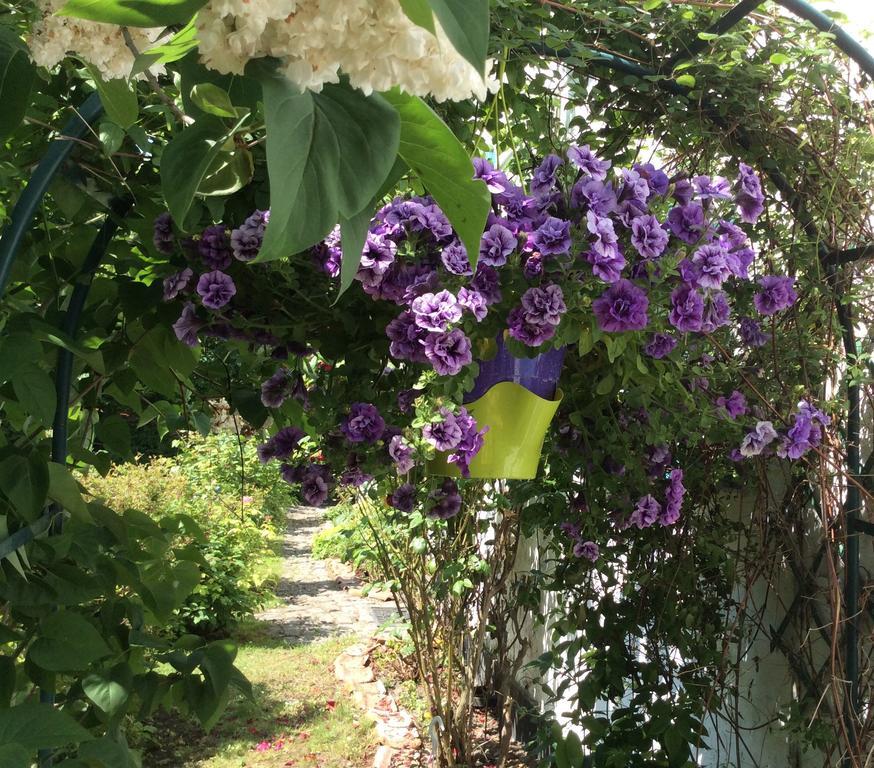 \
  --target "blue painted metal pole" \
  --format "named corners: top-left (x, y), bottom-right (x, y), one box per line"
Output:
top-left (0, 92), bottom-right (103, 301)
